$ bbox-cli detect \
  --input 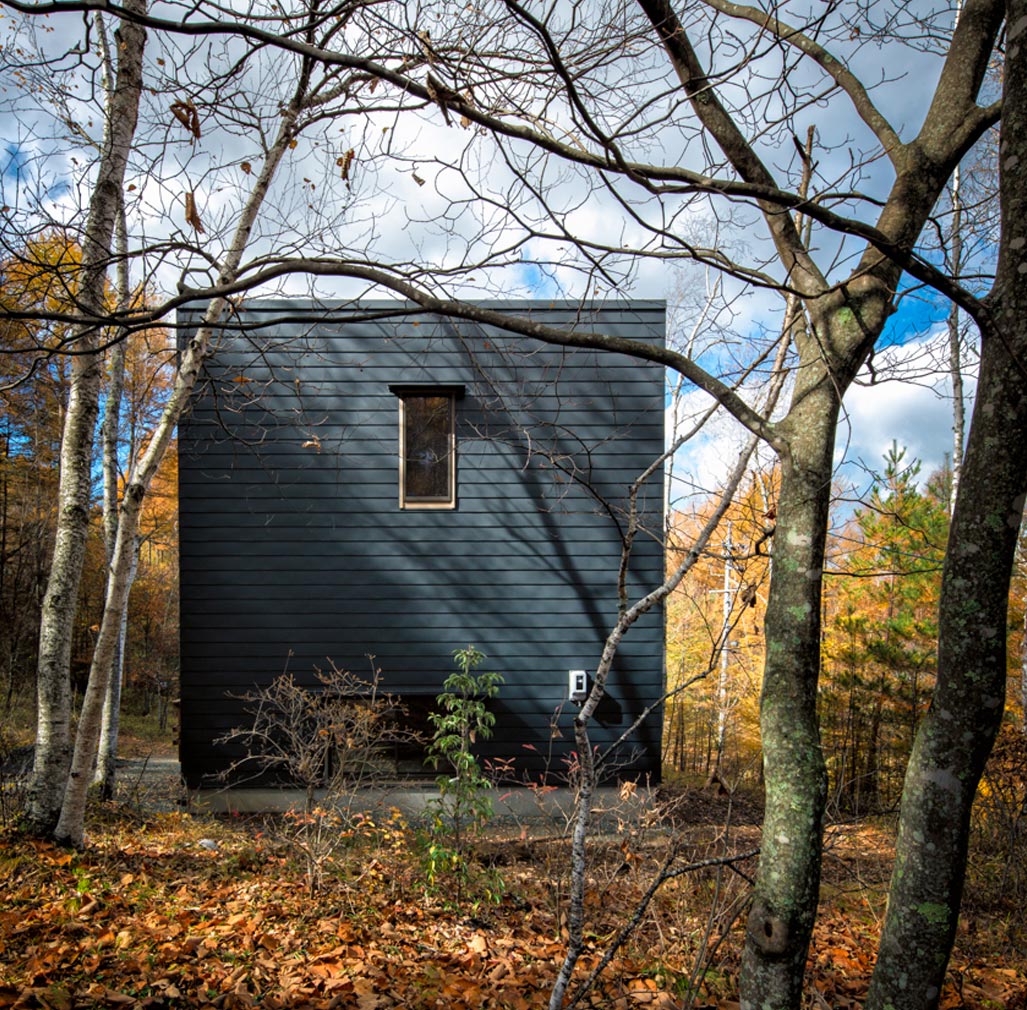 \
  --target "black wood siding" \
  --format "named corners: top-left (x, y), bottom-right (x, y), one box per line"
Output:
top-left (178, 301), bottom-right (666, 786)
